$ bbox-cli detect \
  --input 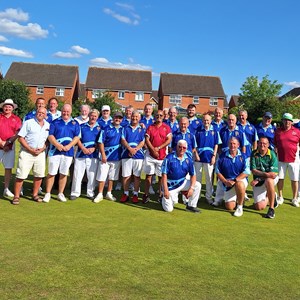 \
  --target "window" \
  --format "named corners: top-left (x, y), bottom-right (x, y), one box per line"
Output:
top-left (55, 88), bottom-right (65, 97)
top-left (135, 92), bottom-right (144, 101)
top-left (36, 86), bottom-right (44, 95)
top-left (118, 91), bottom-right (125, 99)
top-left (193, 96), bottom-right (199, 104)
top-left (92, 89), bottom-right (105, 99)
top-left (210, 97), bottom-right (218, 106)
top-left (169, 94), bottom-right (182, 105)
